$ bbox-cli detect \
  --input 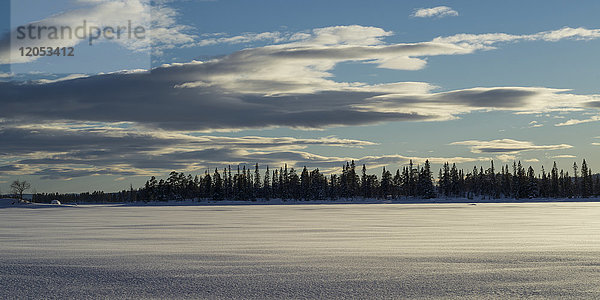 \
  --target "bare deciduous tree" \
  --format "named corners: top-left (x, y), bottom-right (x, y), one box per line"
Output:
top-left (10, 180), bottom-right (31, 201)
